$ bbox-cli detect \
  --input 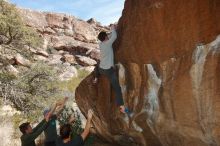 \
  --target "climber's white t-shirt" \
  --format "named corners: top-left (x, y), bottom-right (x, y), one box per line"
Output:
top-left (99, 29), bottom-right (117, 70)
